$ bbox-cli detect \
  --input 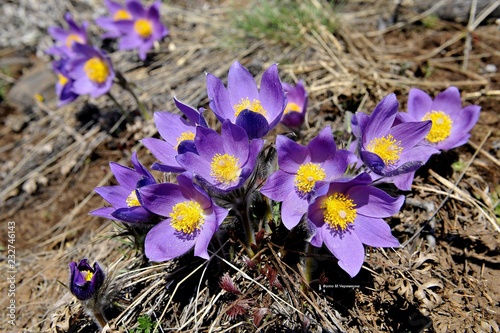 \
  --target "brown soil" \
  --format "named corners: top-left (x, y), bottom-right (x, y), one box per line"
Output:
top-left (1, 1), bottom-right (499, 332)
